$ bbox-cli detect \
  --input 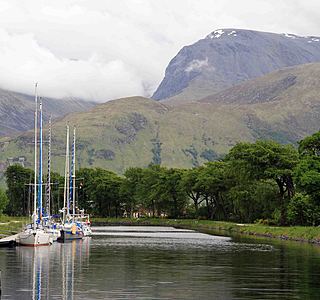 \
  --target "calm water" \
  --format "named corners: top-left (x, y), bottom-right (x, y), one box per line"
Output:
top-left (1, 226), bottom-right (320, 299)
